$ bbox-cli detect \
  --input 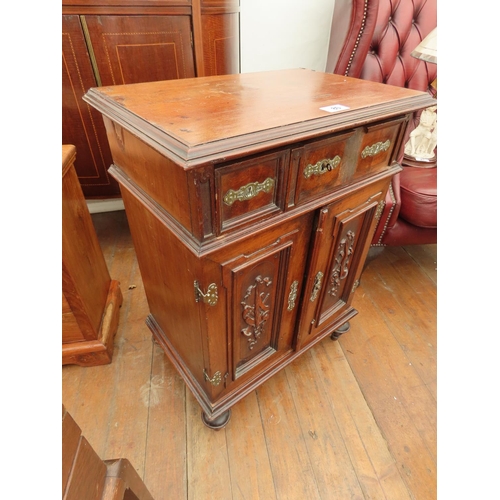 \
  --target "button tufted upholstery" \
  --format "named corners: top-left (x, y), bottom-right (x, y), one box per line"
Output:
top-left (326, 0), bottom-right (437, 246)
